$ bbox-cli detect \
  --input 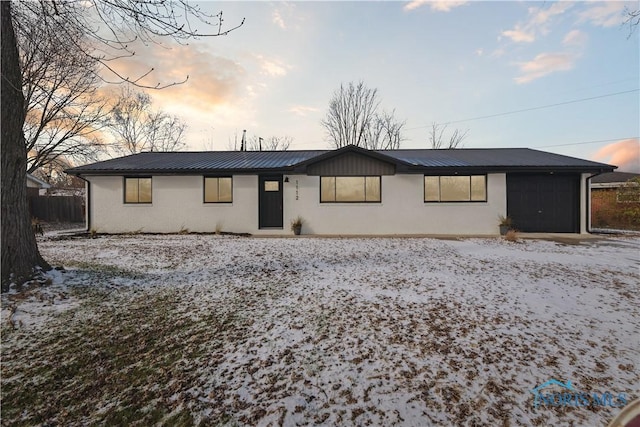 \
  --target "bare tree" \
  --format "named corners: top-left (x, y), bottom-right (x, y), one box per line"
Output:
top-left (624, 6), bottom-right (639, 37)
top-left (322, 81), bottom-right (405, 149)
top-left (108, 86), bottom-right (187, 154)
top-left (247, 135), bottom-right (293, 151)
top-left (322, 81), bottom-right (379, 148)
top-left (32, 155), bottom-right (85, 190)
top-left (17, 3), bottom-right (108, 175)
top-left (2, 1), bottom-right (51, 291)
top-left (364, 110), bottom-right (406, 150)
top-left (428, 122), bottom-right (468, 149)
top-left (2, 0), bottom-right (243, 290)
